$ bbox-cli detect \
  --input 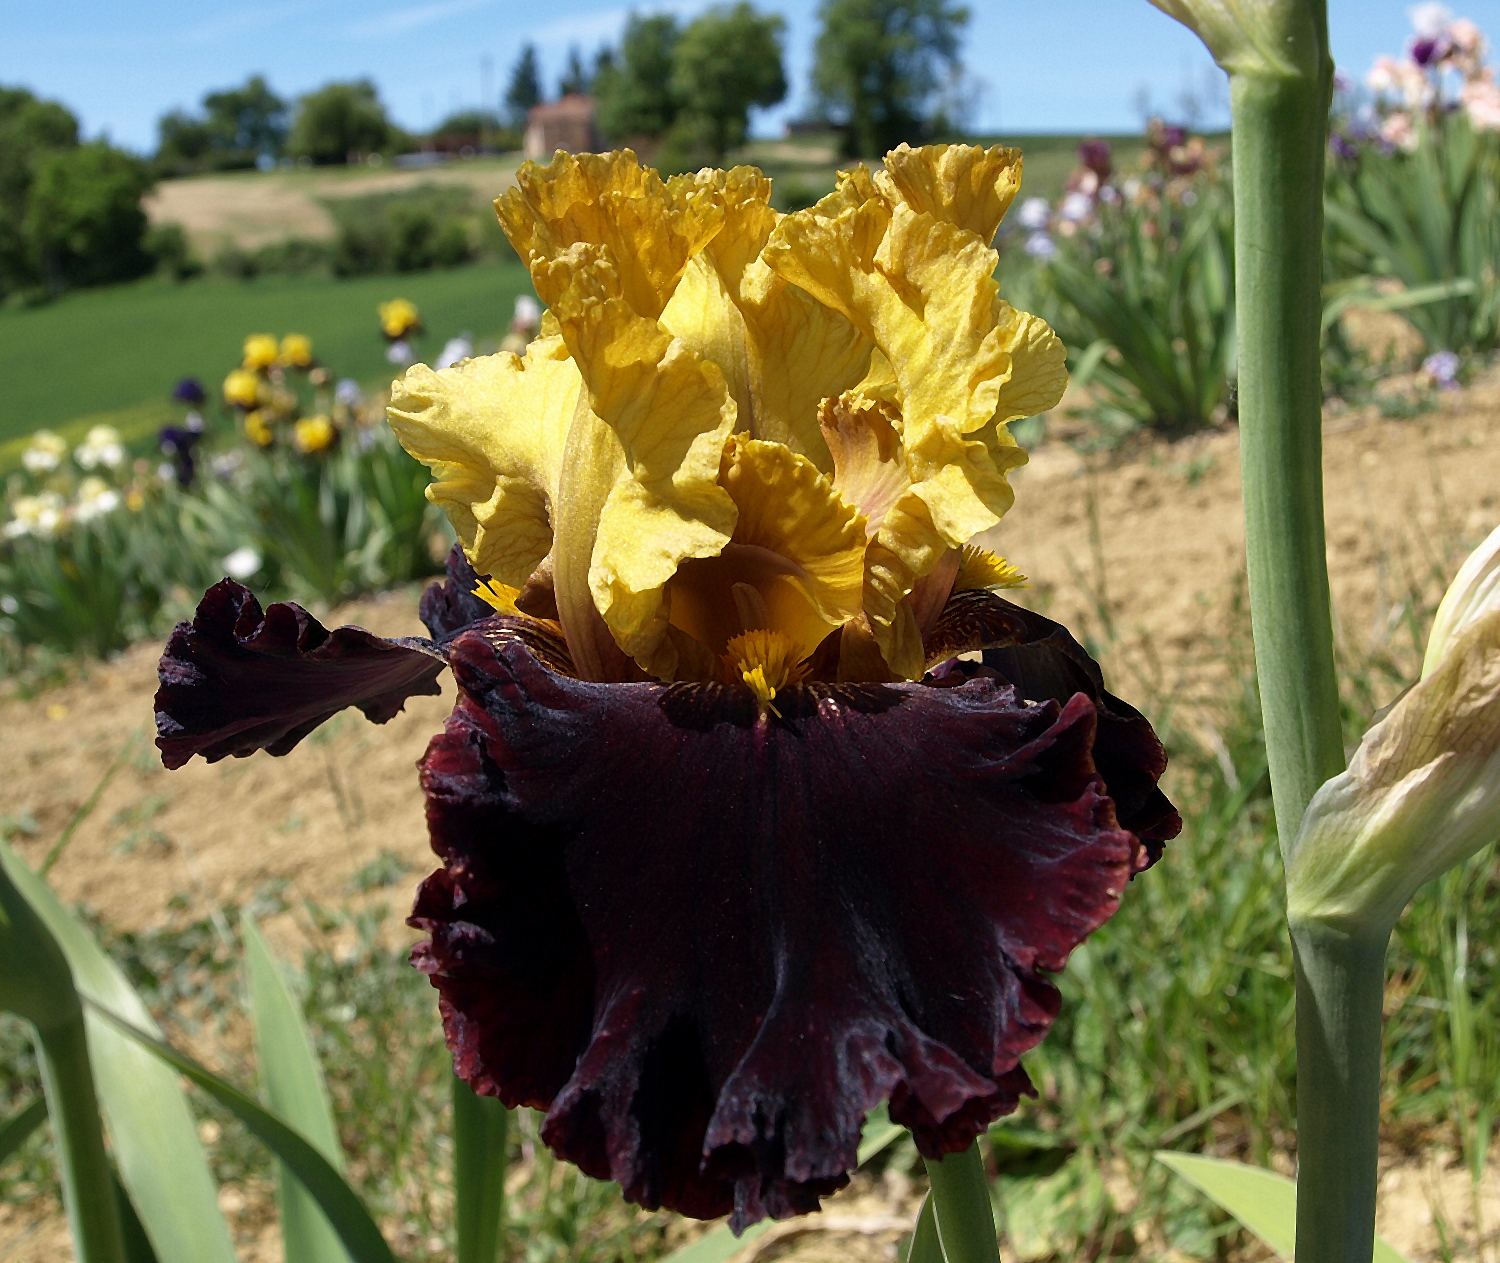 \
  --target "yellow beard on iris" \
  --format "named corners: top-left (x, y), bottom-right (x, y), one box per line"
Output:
top-left (388, 145), bottom-right (1067, 693)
